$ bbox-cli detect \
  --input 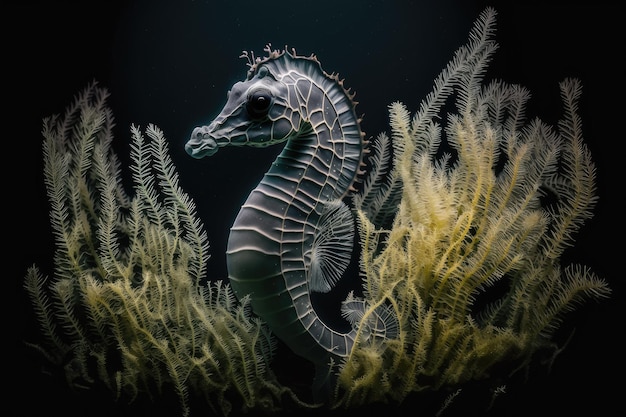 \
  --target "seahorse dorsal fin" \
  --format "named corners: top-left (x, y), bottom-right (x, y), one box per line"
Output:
top-left (308, 200), bottom-right (354, 293)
